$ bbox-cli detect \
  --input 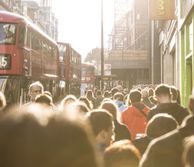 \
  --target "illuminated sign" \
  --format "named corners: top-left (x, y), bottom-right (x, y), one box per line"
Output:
top-left (149, 0), bottom-right (176, 20)
top-left (0, 54), bottom-right (11, 69)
